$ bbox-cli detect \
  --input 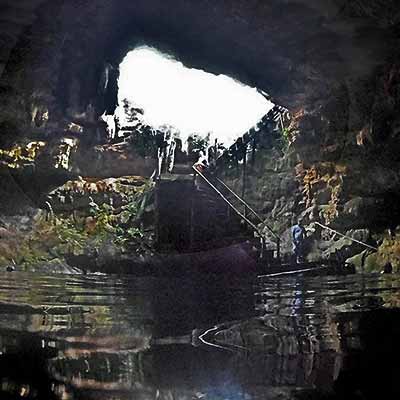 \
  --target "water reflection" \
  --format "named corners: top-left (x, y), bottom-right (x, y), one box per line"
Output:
top-left (0, 272), bottom-right (399, 399)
